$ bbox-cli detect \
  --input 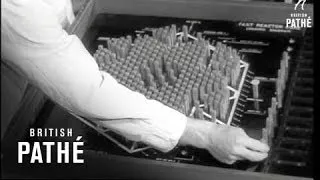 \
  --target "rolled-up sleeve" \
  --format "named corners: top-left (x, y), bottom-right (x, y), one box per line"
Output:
top-left (1, 0), bottom-right (187, 152)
